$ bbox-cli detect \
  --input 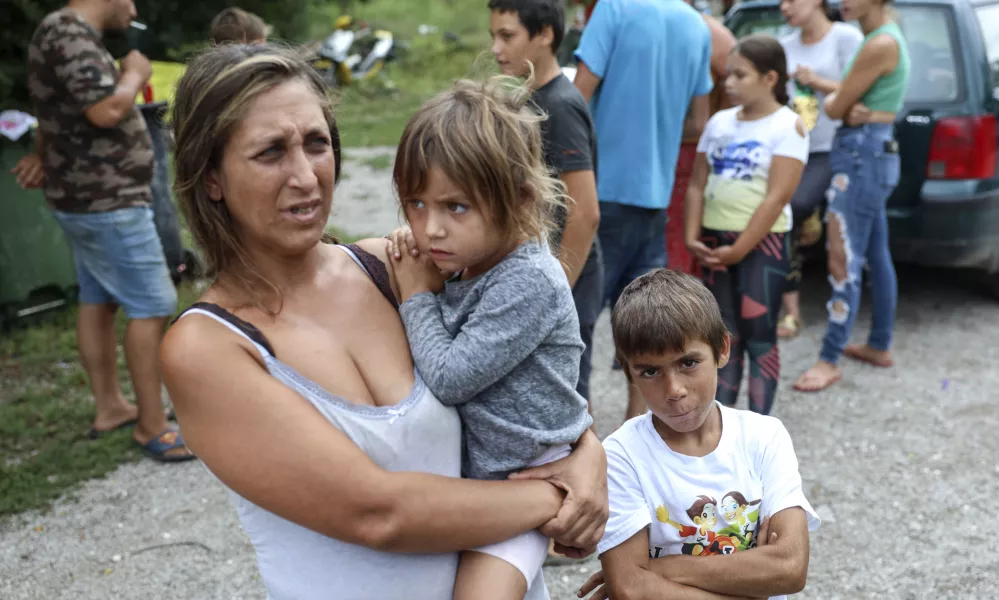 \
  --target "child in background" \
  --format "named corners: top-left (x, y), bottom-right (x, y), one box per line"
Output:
top-left (210, 7), bottom-right (270, 45)
top-left (578, 269), bottom-right (819, 600)
top-left (684, 35), bottom-right (808, 415)
top-left (385, 77), bottom-right (593, 600)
